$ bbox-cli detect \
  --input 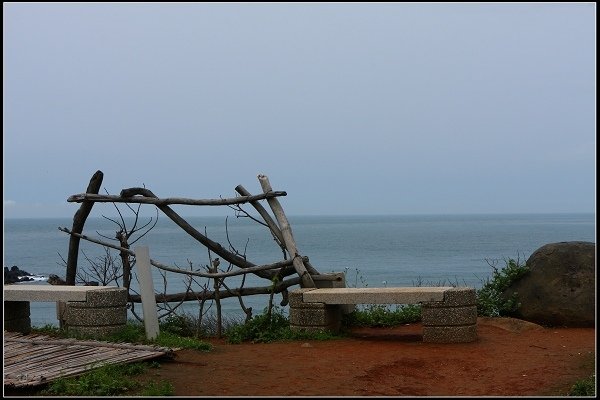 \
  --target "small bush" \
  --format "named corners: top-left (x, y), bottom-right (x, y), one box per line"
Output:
top-left (106, 321), bottom-right (147, 342)
top-left (569, 374), bottom-right (596, 396)
top-left (477, 257), bottom-right (529, 317)
top-left (116, 320), bottom-right (212, 351)
top-left (343, 304), bottom-right (422, 327)
top-left (140, 380), bottom-right (175, 396)
top-left (225, 306), bottom-right (292, 344)
top-left (41, 362), bottom-right (170, 396)
top-left (225, 306), bottom-right (340, 344)
top-left (160, 314), bottom-right (197, 337)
